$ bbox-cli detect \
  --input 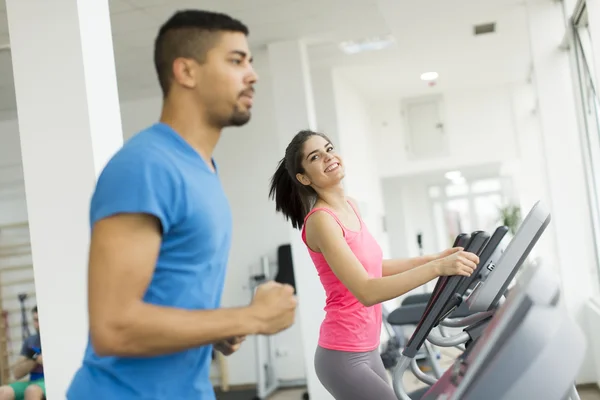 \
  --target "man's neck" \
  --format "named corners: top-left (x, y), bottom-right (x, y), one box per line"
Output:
top-left (159, 100), bottom-right (222, 170)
